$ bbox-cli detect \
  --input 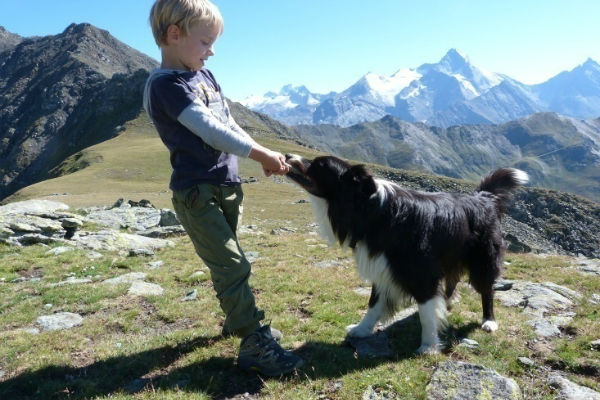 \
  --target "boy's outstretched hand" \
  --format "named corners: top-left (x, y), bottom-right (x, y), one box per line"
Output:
top-left (249, 144), bottom-right (290, 177)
